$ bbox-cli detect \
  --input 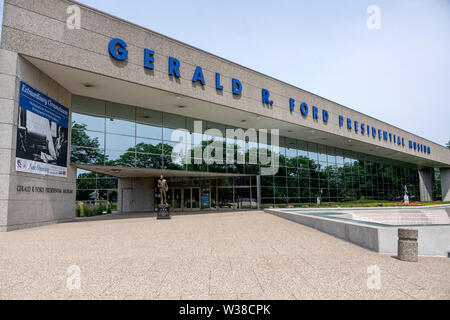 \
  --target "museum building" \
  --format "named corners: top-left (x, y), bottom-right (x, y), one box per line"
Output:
top-left (1, 0), bottom-right (450, 231)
